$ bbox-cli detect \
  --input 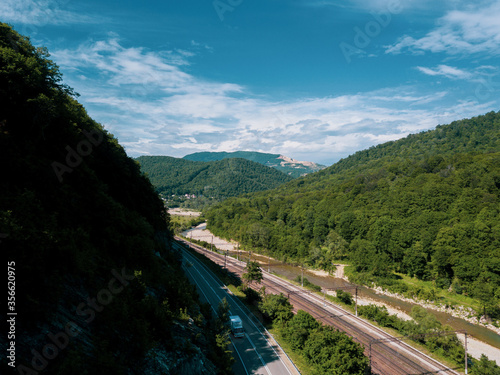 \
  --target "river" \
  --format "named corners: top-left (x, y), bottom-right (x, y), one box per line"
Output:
top-left (181, 222), bottom-right (500, 363)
